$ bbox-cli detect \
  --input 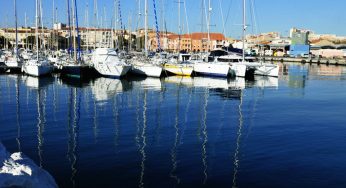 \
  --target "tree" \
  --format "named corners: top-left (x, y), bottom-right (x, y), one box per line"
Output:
top-left (0, 36), bottom-right (12, 49)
